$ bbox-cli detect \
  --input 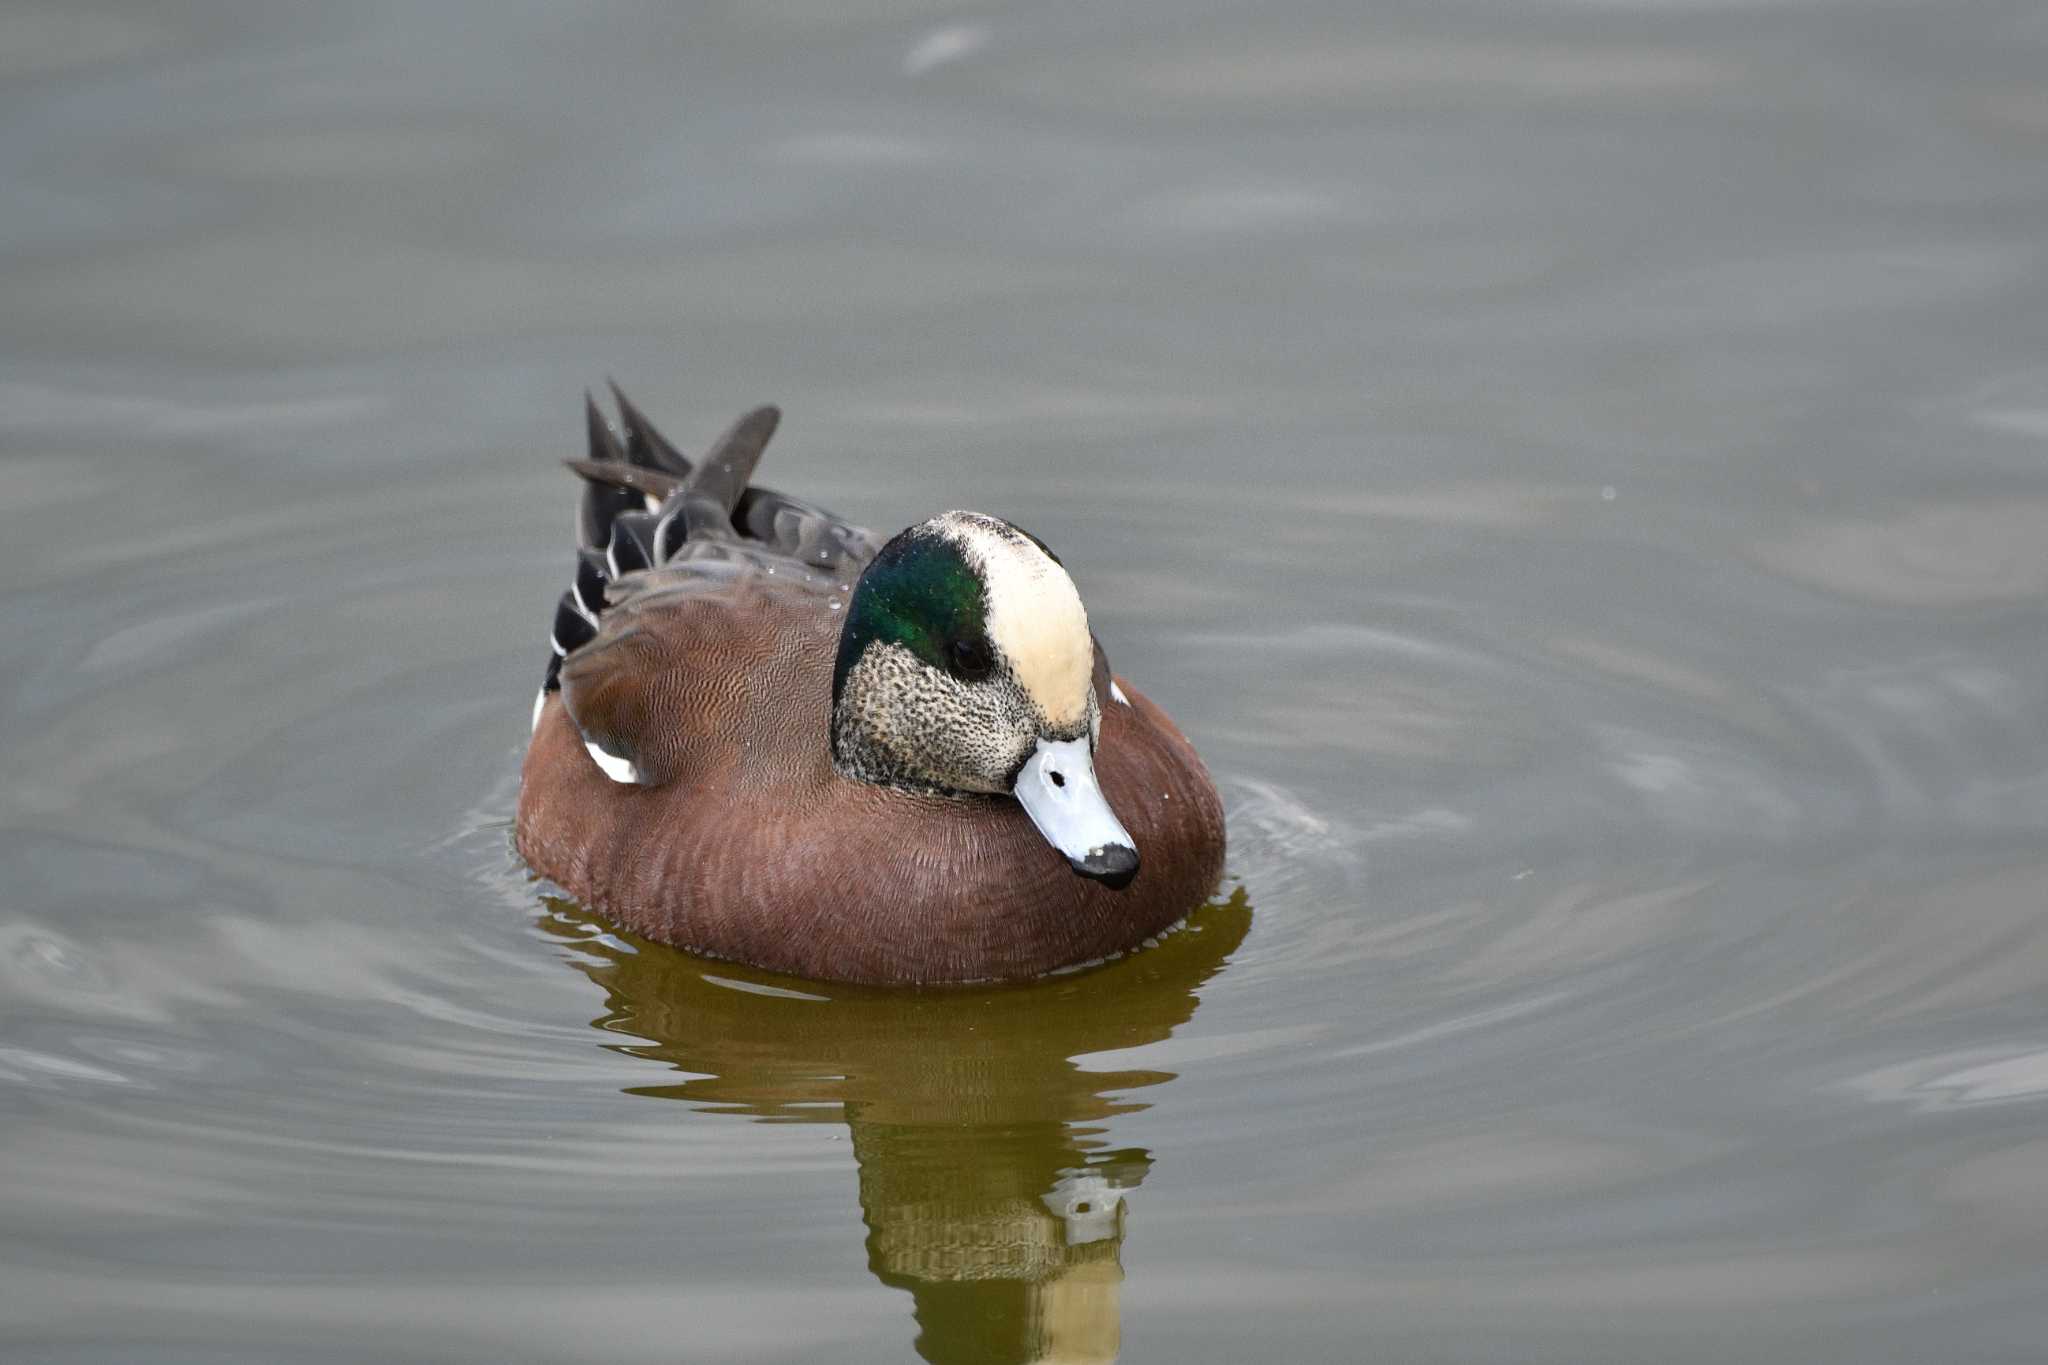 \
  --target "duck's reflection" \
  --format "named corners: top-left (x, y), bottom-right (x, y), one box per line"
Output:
top-left (544, 889), bottom-right (1252, 1364)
